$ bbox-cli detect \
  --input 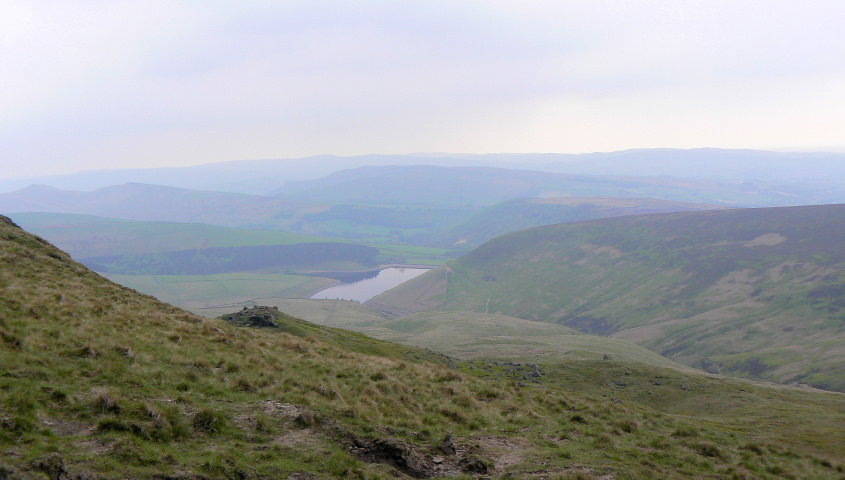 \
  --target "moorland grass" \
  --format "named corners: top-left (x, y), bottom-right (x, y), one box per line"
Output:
top-left (378, 204), bottom-right (845, 391)
top-left (2, 217), bottom-right (845, 479)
